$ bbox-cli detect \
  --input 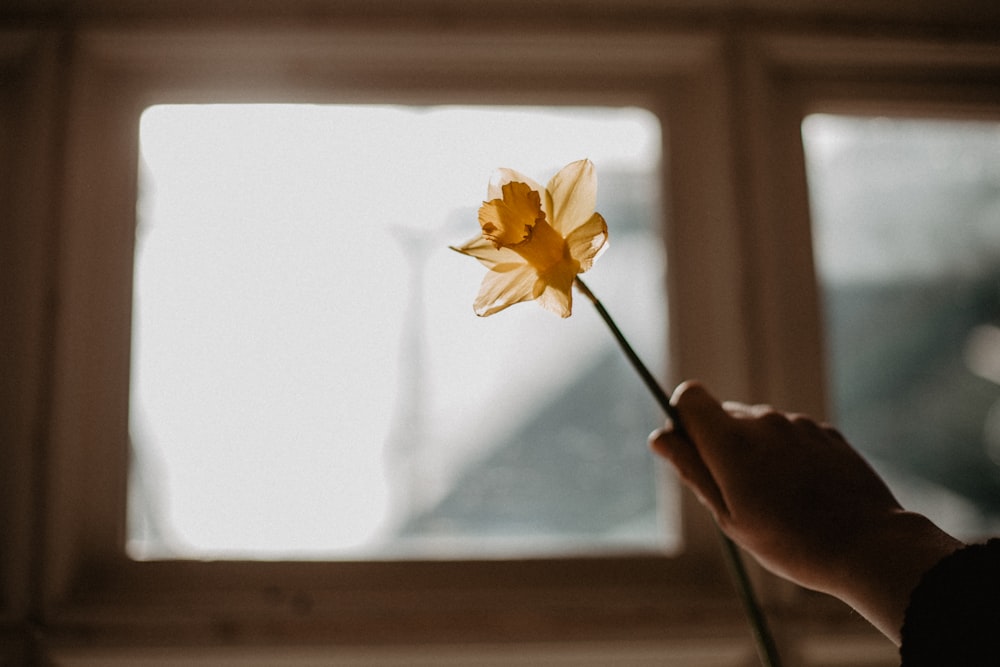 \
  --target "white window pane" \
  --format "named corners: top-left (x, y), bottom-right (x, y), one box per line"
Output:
top-left (128, 105), bottom-right (674, 560)
top-left (803, 114), bottom-right (1000, 539)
